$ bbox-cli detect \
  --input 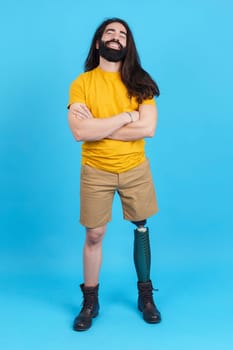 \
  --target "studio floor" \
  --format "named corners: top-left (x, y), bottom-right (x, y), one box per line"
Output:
top-left (1, 222), bottom-right (232, 350)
